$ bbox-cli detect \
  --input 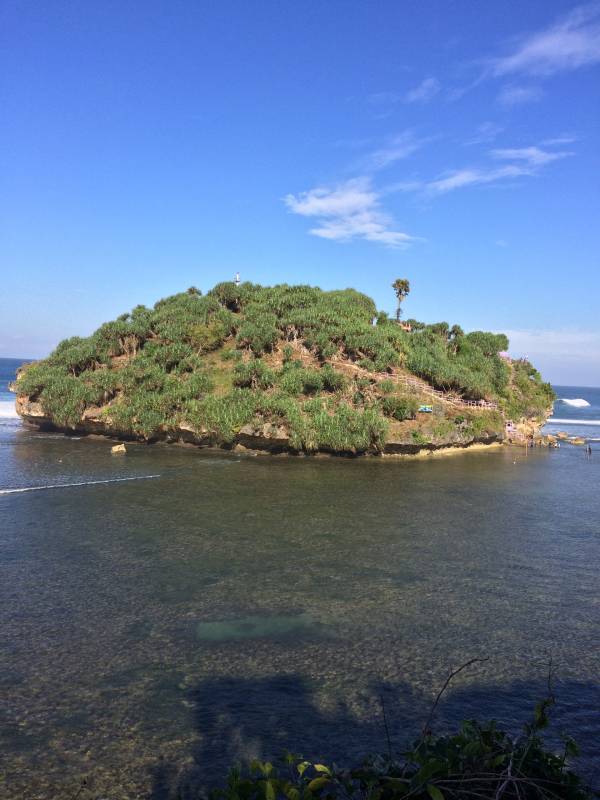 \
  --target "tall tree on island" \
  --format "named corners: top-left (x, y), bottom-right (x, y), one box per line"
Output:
top-left (392, 278), bottom-right (410, 321)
